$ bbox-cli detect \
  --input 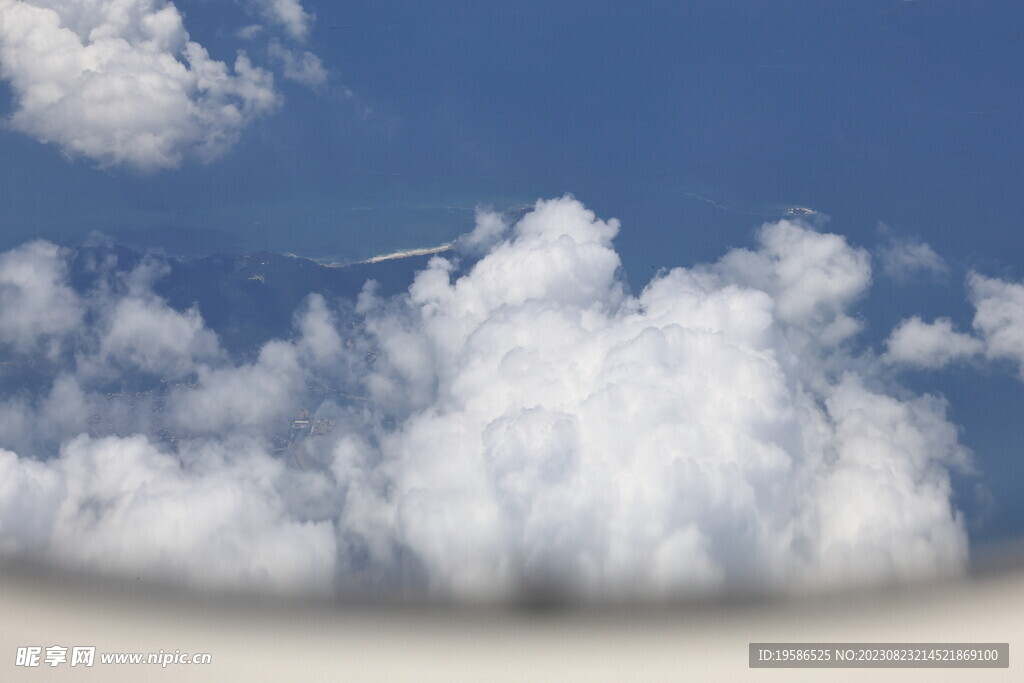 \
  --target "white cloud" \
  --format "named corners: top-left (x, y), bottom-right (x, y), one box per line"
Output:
top-left (0, 249), bottom-right (338, 592)
top-left (878, 235), bottom-right (948, 282)
top-left (0, 200), bottom-right (977, 600)
top-left (884, 317), bottom-right (982, 369)
top-left (0, 240), bottom-right (82, 355)
top-left (717, 219), bottom-right (872, 351)
top-left (167, 340), bottom-right (304, 434)
top-left (343, 197), bottom-right (966, 598)
top-left (455, 207), bottom-right (513, 255)
top-left (252, 0), bottom-right (313, 42)
top-left (98, 297), bottom-right (222, 376)
top-left (268, 39), bottom-right (326, 87)
top-left (0, 448), bottom-right (63, 555)
top-left (0, 435), bottom-right (337, 592)
top-left (237, 23), bottom-right (263, 41)
top-left (57, 256), bottom-right (225, 380)
top-left (295, 293), bottom-right (343, 366)
top-left (968, 272), bottom-right (1024, 377)
top-left (884, 272), bottom-right (1024, 378)
top-left (809, 376), bottom-right (968, 584)
top-left (0, 0), bottom-right (279, 170)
